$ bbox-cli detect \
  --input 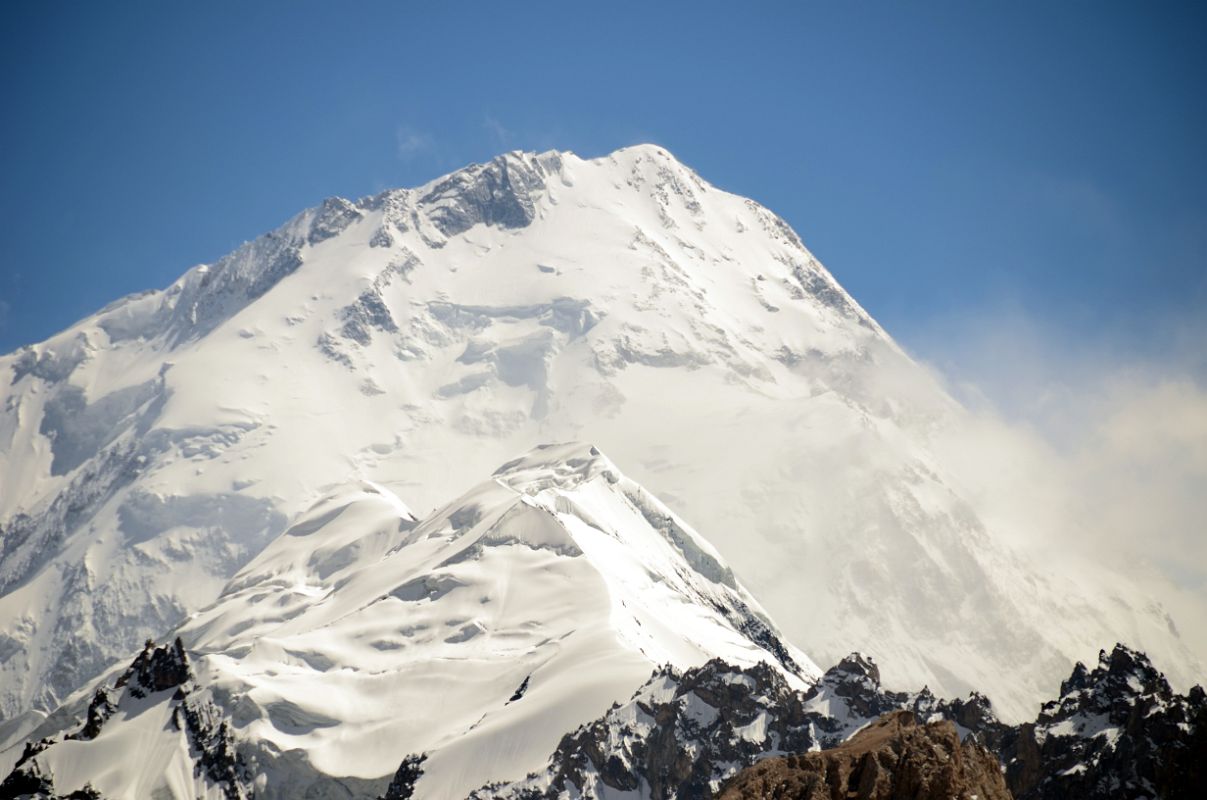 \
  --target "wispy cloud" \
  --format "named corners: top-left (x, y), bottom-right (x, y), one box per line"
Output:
top-left (483, 114), bottom-right (512, 149)
top-left (395, 124), bottom-right (432, 161)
